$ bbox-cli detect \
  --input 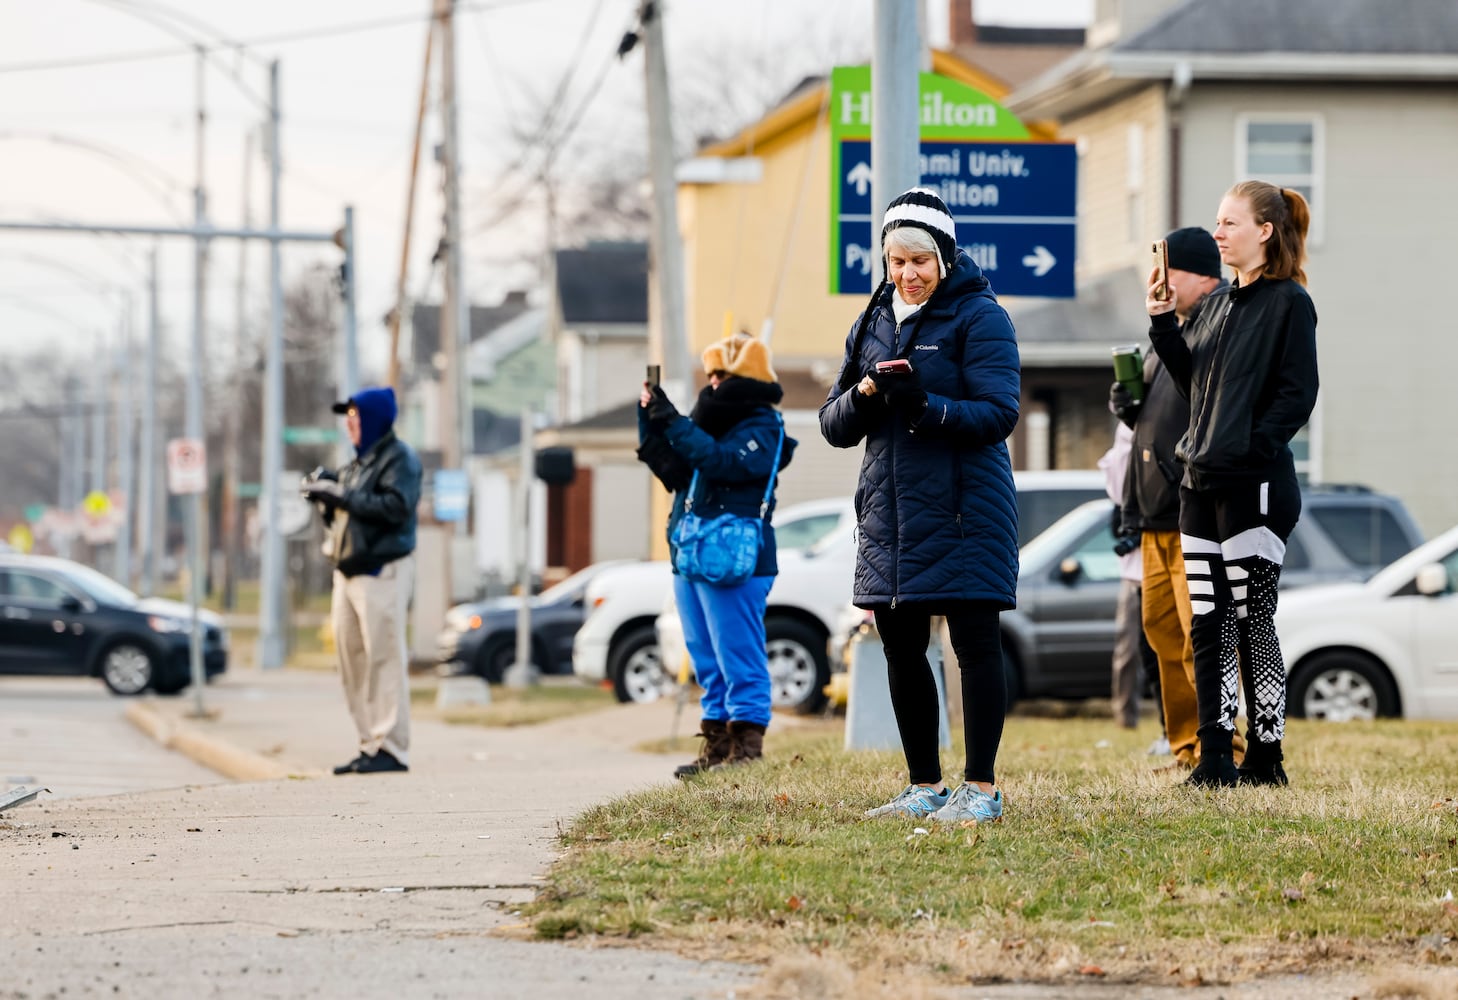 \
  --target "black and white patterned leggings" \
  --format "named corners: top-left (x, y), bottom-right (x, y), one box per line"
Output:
top-left (1178, 474), bottom-right (1301, 756)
